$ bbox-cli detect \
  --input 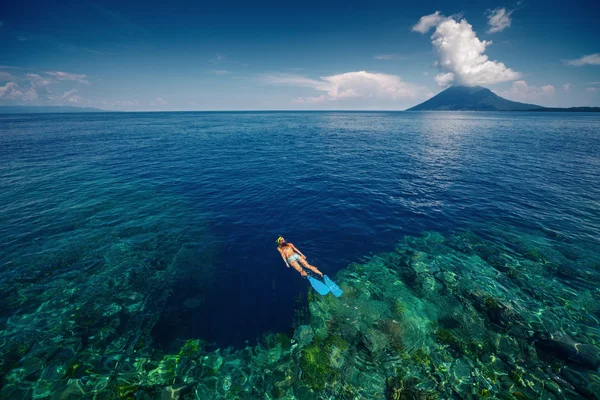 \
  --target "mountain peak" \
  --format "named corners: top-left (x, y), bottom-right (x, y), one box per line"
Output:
top-left (408, 85), bottom-right (543, 111)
